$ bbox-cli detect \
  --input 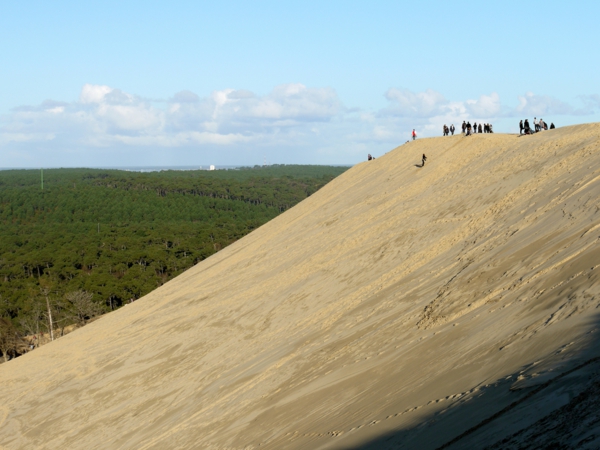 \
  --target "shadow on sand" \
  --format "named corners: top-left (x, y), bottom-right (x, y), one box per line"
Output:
top-left (346, 314), bottom-right (600, 450)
